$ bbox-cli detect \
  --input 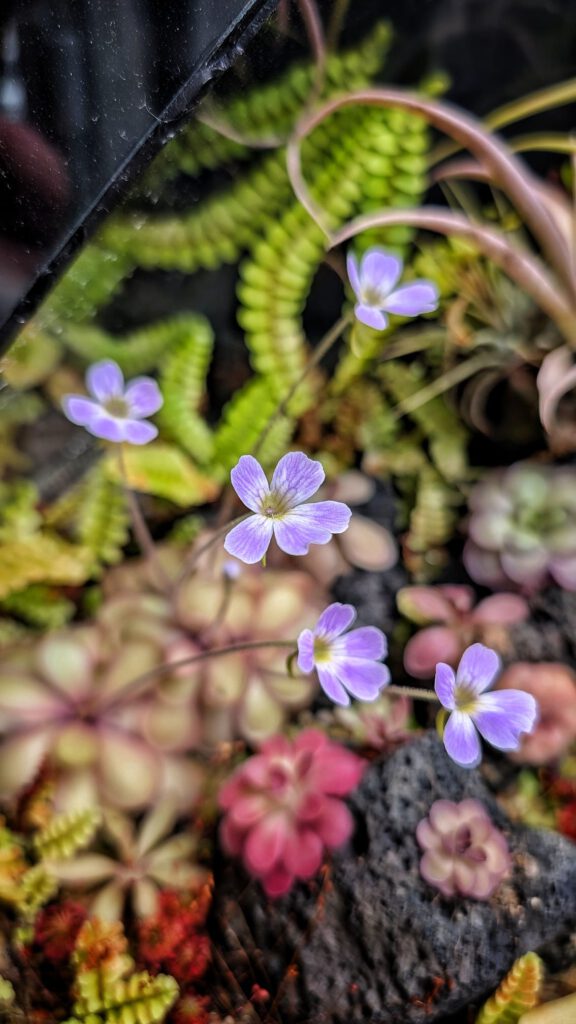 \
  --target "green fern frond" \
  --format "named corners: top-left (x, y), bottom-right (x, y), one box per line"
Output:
top-left (59, 313), bottom-right (197, 377)
top-left (67, 969), bottom-right (178, 1024)
top-left (157, 316), bottom-right (214, 464)
top-left (476, 952), bottom-right (544, 1024)
top-left (144, 22), bottom-right (392, 184)
top-left (0, 534), bottom-right (91, 600)
top-left (74, 463), bottom-right (130, 573)
top-left (408, 465), bottom-right (459, 553)
top-left (37, 244), bottom-right (133, 331)
top-left (35, 808), bottom-right (101, 862)
top-left (213, 377), bottom-right (292, 472)
top-left (17, 865), bottom-right (58, 916)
